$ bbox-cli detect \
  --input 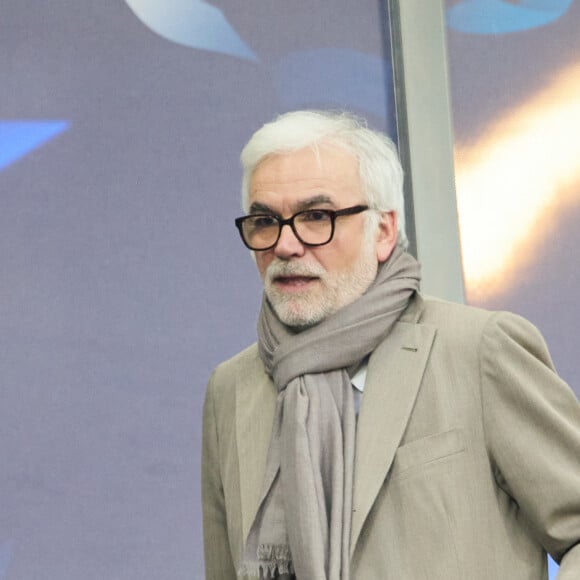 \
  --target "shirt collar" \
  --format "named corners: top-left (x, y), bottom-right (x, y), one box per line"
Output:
top-left (351, 361), bottom-right (368, 393)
